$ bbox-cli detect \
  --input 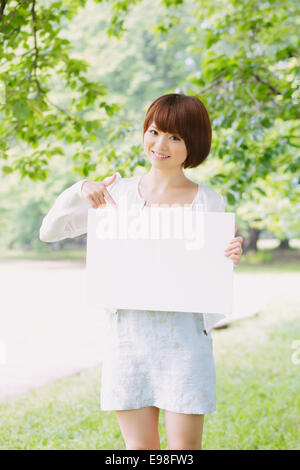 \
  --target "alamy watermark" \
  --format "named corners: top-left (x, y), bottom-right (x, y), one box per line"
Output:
top-left (291, 340), bottom-right (300, 365)
top-left (0, 81), bottom-right (5, 105)
top-left (94, 195), bottom-right (205, 251)
top-left (292, 78), bottom-right (300, 105)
